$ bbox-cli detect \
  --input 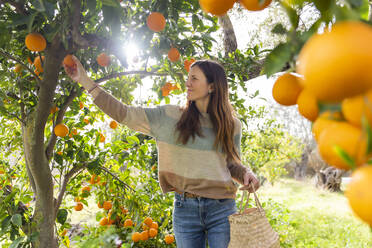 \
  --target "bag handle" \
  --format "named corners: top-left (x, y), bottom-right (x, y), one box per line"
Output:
top-left (239, 182), bottom-right (264, 214)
